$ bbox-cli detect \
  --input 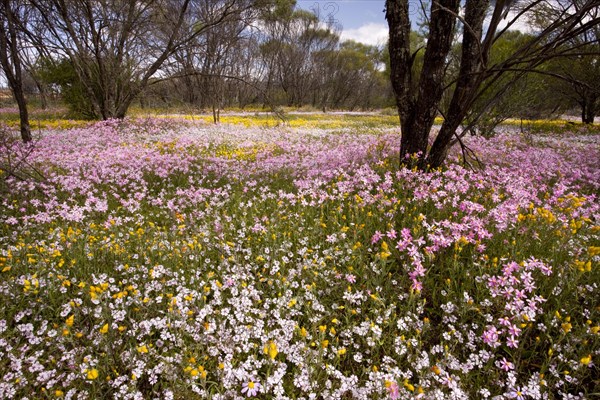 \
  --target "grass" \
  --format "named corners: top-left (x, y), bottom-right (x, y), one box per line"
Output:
top-left (0, 115), bottom-right (598, 399)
